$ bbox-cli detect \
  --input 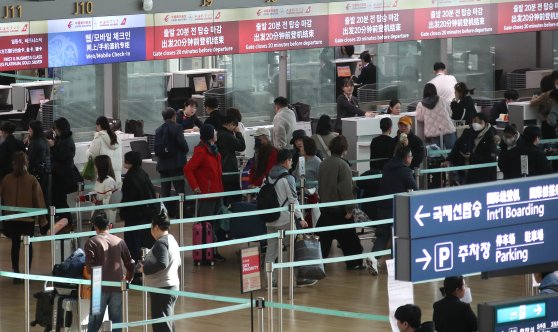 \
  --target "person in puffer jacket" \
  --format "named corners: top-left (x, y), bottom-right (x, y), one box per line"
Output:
top-left (416, 83), bottom-right (457, 150)
top-left (87, 116), bottom-right (123, 182)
